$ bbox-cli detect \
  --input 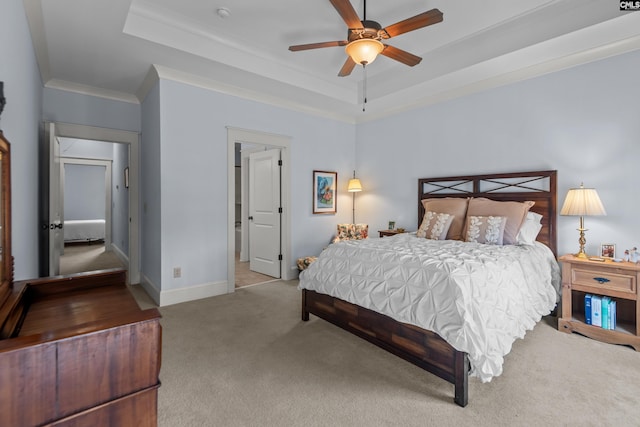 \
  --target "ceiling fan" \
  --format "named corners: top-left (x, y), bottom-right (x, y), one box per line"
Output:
top-left (288, 0), bottom-right (443, 77)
